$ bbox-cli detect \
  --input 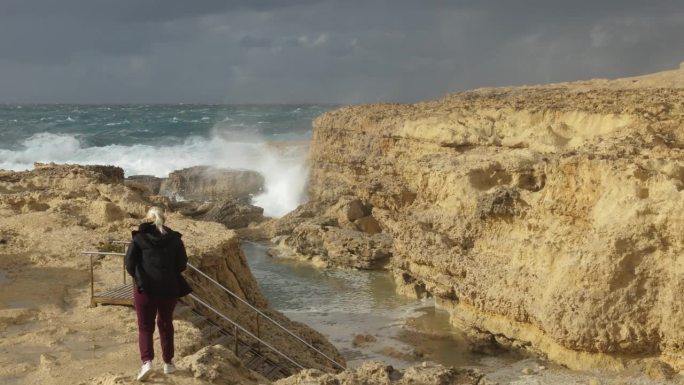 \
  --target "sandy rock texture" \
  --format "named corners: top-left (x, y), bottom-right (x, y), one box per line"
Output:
top-left (0, 163), bottom-right (340, 384)
top-left (124, 174), bottom-right (165, 195)
top-left (175, 197), bottom-right (265, 229)
top-left (275, 361), bottom-right (483, 385)
top-left (159, 165), bottom-right (264, 201)
top-left (179, 344), bottom-right (270, 384)
top-left (272, 65), bottom-right (684, 371)
top-left (127, 166), bottom-right (267, 228)
top-left (263, 198), bottom-right (393, 269)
